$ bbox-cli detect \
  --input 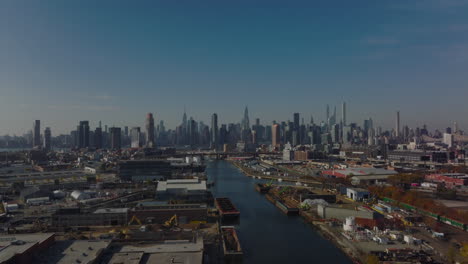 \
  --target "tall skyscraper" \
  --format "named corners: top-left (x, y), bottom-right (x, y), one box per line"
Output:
top-left (272, 124), bottom-right (280, 148)
top-left (94, 127), bottom-right (103, 149)
top-left (78, 121), bottom-right (90, 148)
top-left (33, 120), bottom-right (41, 148)
top-left (130, 127), bottom-right (141, 148)
top-left (293, 113), bottom-right (300, 146)
top-left (326, 105), bottom-right (330, 124)
top-left (242, 106), bottom-right (250, 131)
top-left (211, 113), bottom-right (218, 150)
top-left (342, 102), bottom-right (346, 126)
top-left (44, 127), bottom-right (51, 151)
top-left (145, 113), bottom-right (155, 148)
top-left (395, 111), bottom-right (400, 138)
top-left (110, 127), bottom-right (121, 150)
